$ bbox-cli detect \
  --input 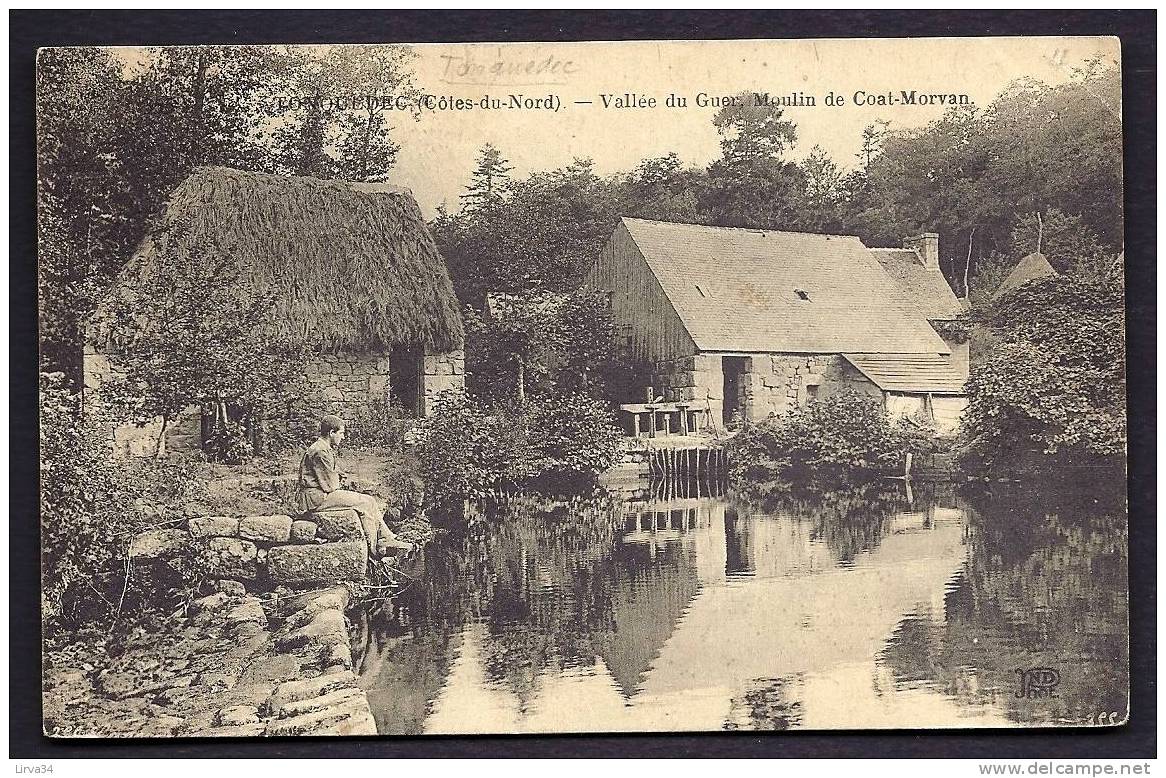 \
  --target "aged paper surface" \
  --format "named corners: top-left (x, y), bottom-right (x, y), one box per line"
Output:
top-left (38, 37), bottom-right (1126, 737)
